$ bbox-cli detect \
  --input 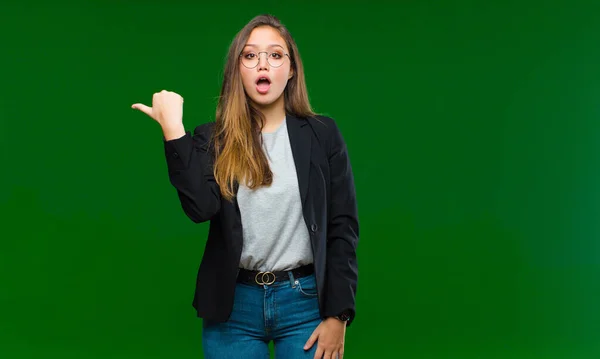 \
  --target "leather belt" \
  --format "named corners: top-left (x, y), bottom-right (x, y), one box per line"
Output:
top-left (237, 264), bottom-right (314, 286)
